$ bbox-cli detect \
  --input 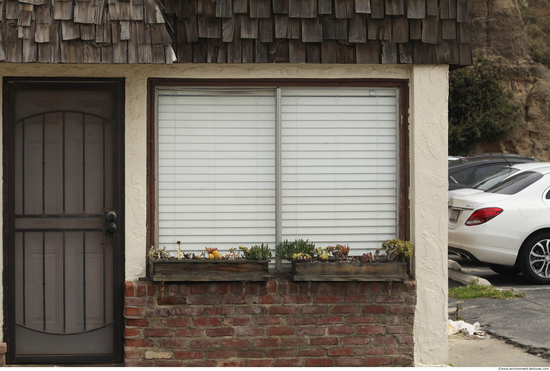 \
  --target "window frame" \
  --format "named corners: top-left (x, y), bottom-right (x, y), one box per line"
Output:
top-left (147, 78), bottom-right (410, 265)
